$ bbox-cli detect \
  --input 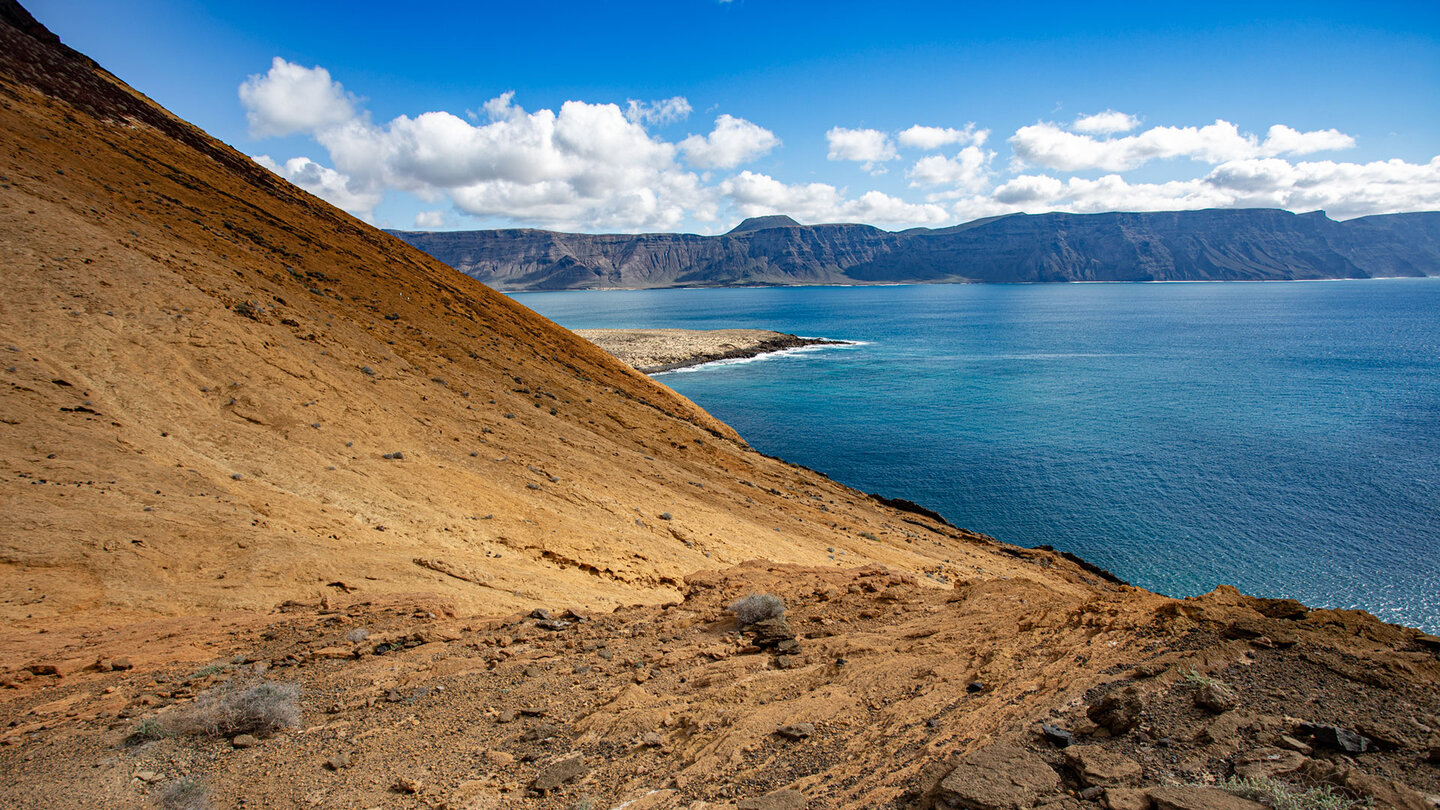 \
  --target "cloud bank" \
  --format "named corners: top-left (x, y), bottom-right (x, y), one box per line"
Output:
top-left (240, 62), bottom-right (1435, 232)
